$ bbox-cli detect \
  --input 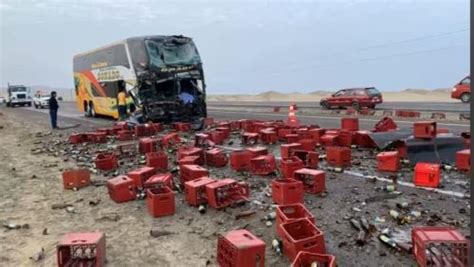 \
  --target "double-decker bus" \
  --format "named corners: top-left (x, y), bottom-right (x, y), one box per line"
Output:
top-left (73, 35), bottom-right (207, 125)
